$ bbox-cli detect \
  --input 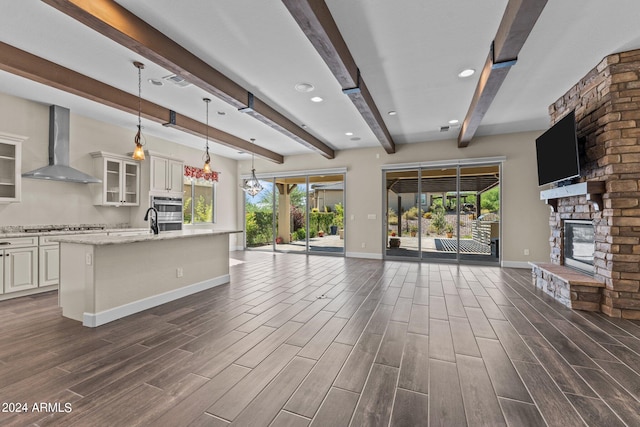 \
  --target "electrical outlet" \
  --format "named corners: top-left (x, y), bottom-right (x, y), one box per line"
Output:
top-left (85, 253), bottom-right (92, 266)
top-left (361, 242), bottom-right (366, 248)
top-left (524, 249), bottom-right (530, 256)
top-left (176, 267), bottom-right (184, 278)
